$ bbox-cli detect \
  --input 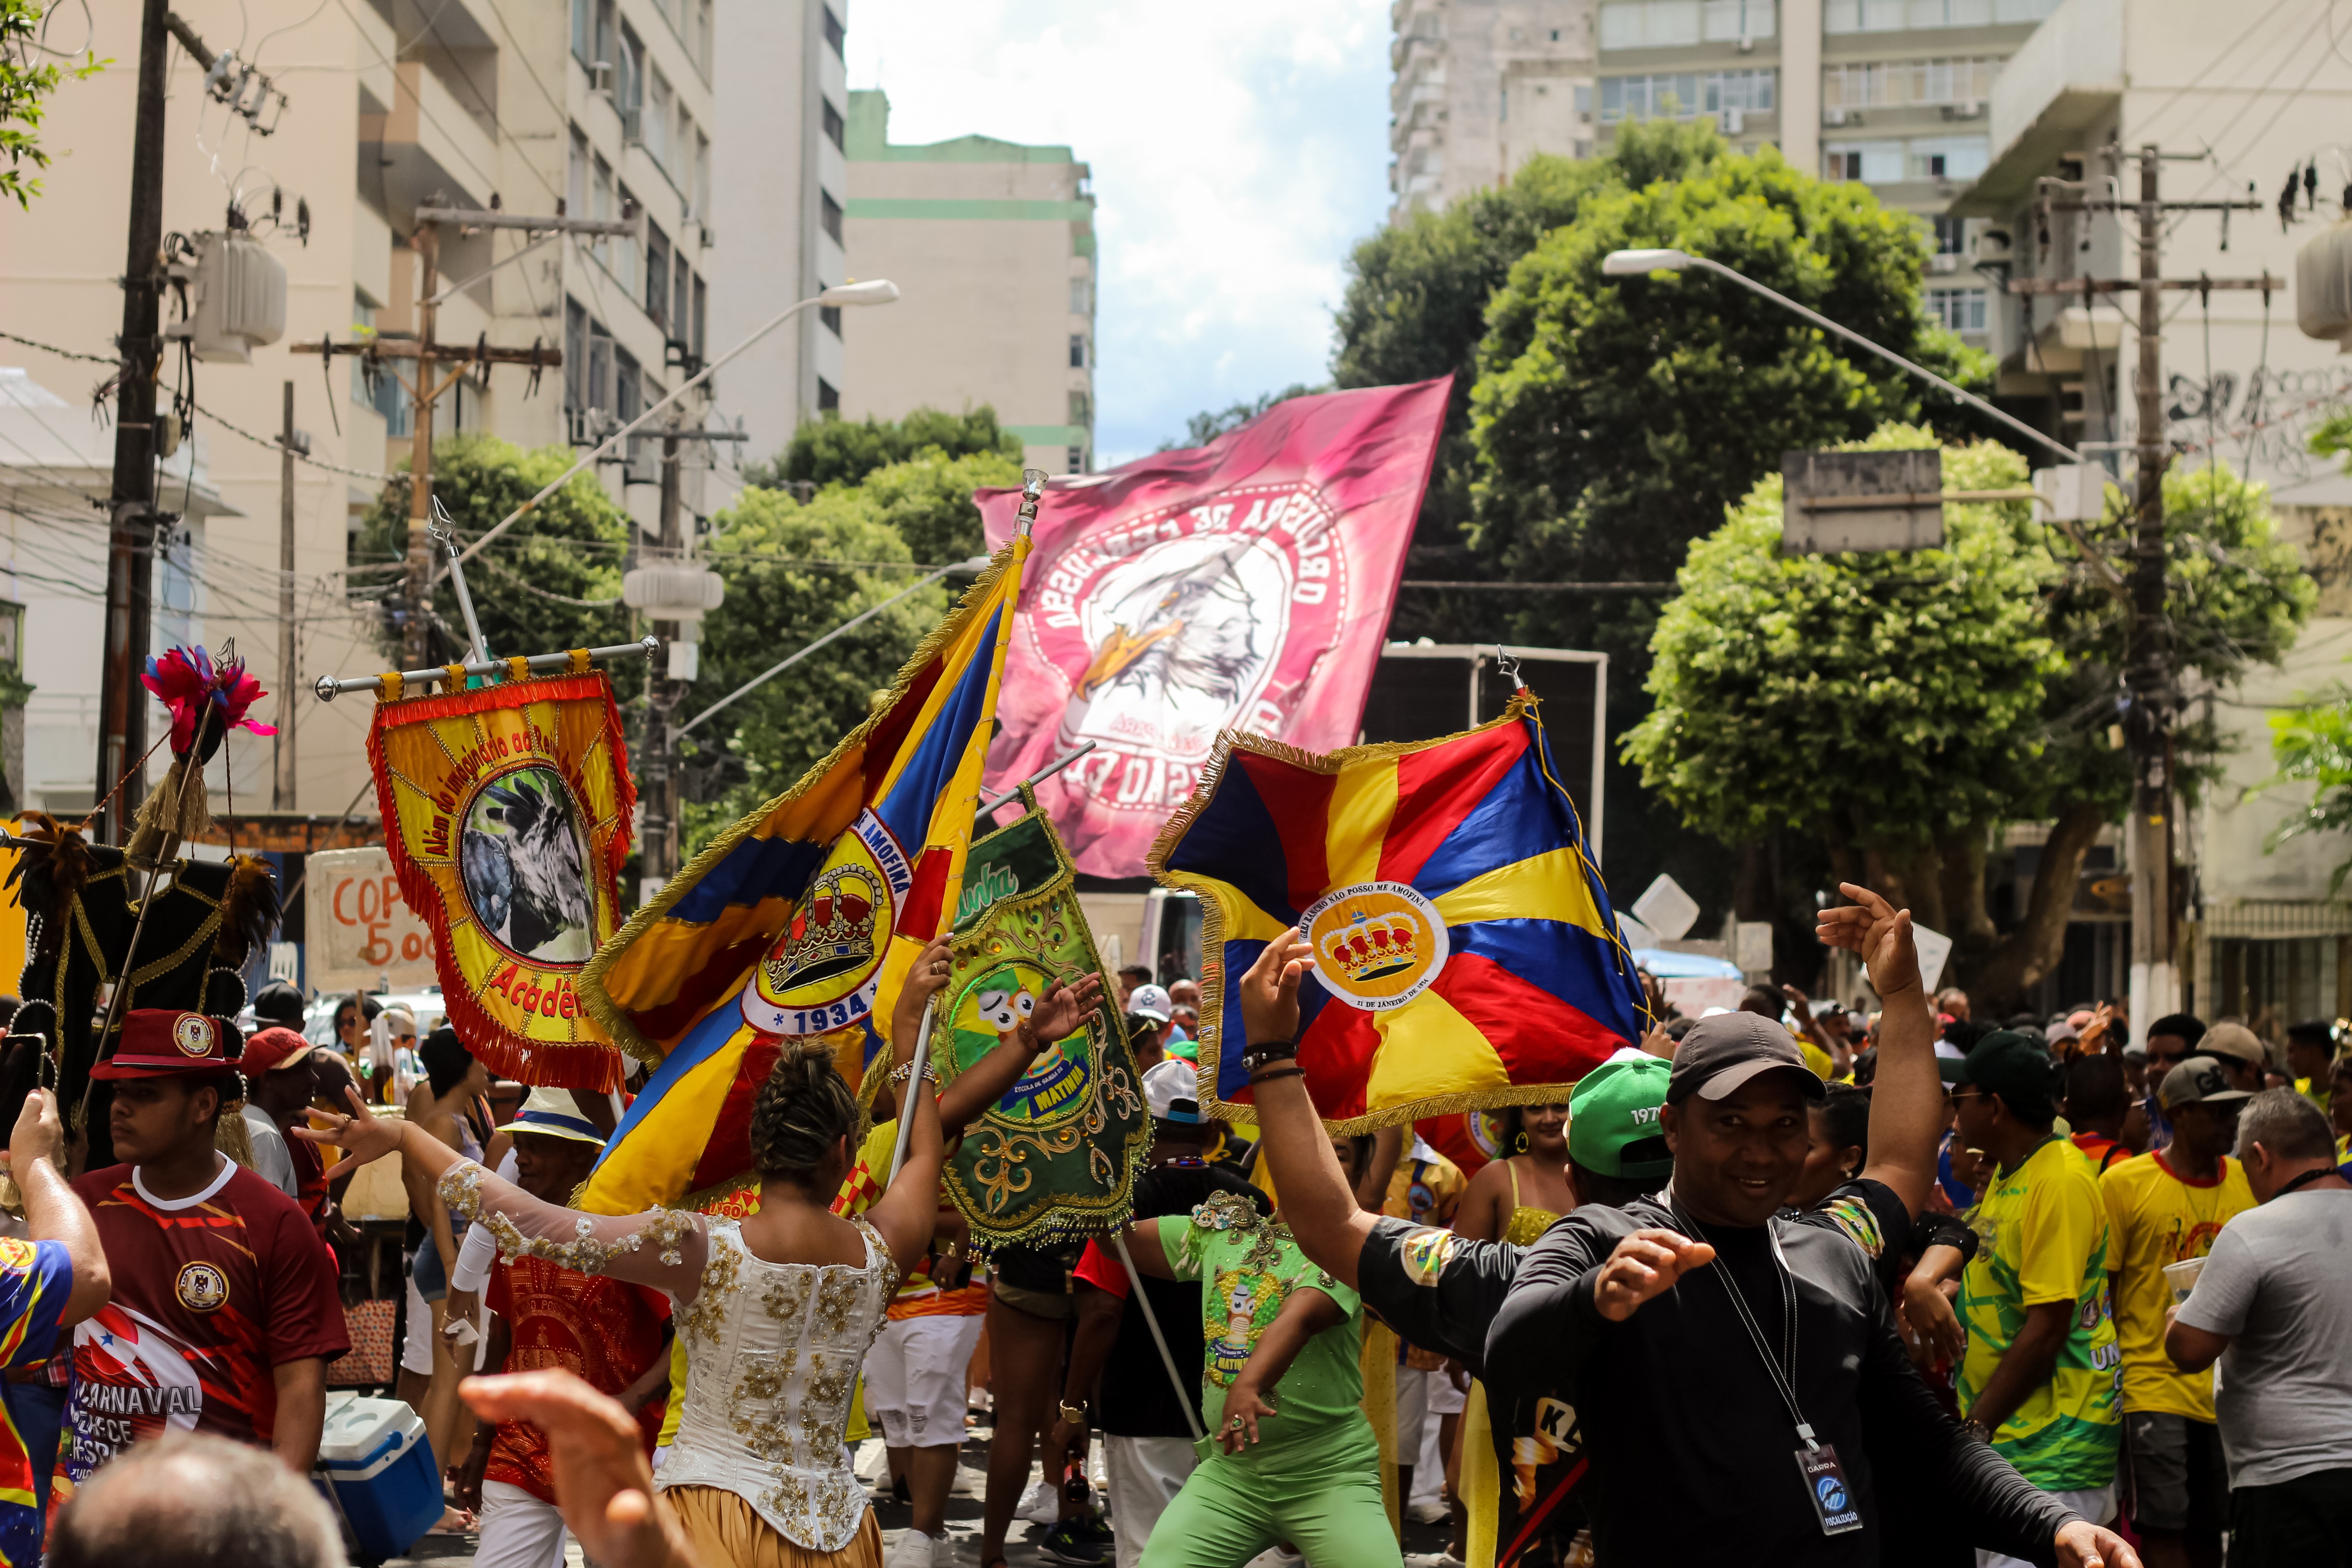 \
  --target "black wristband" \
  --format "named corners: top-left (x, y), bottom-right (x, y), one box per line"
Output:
top-left (1240, 1038), bottom-right (1300, 1075)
